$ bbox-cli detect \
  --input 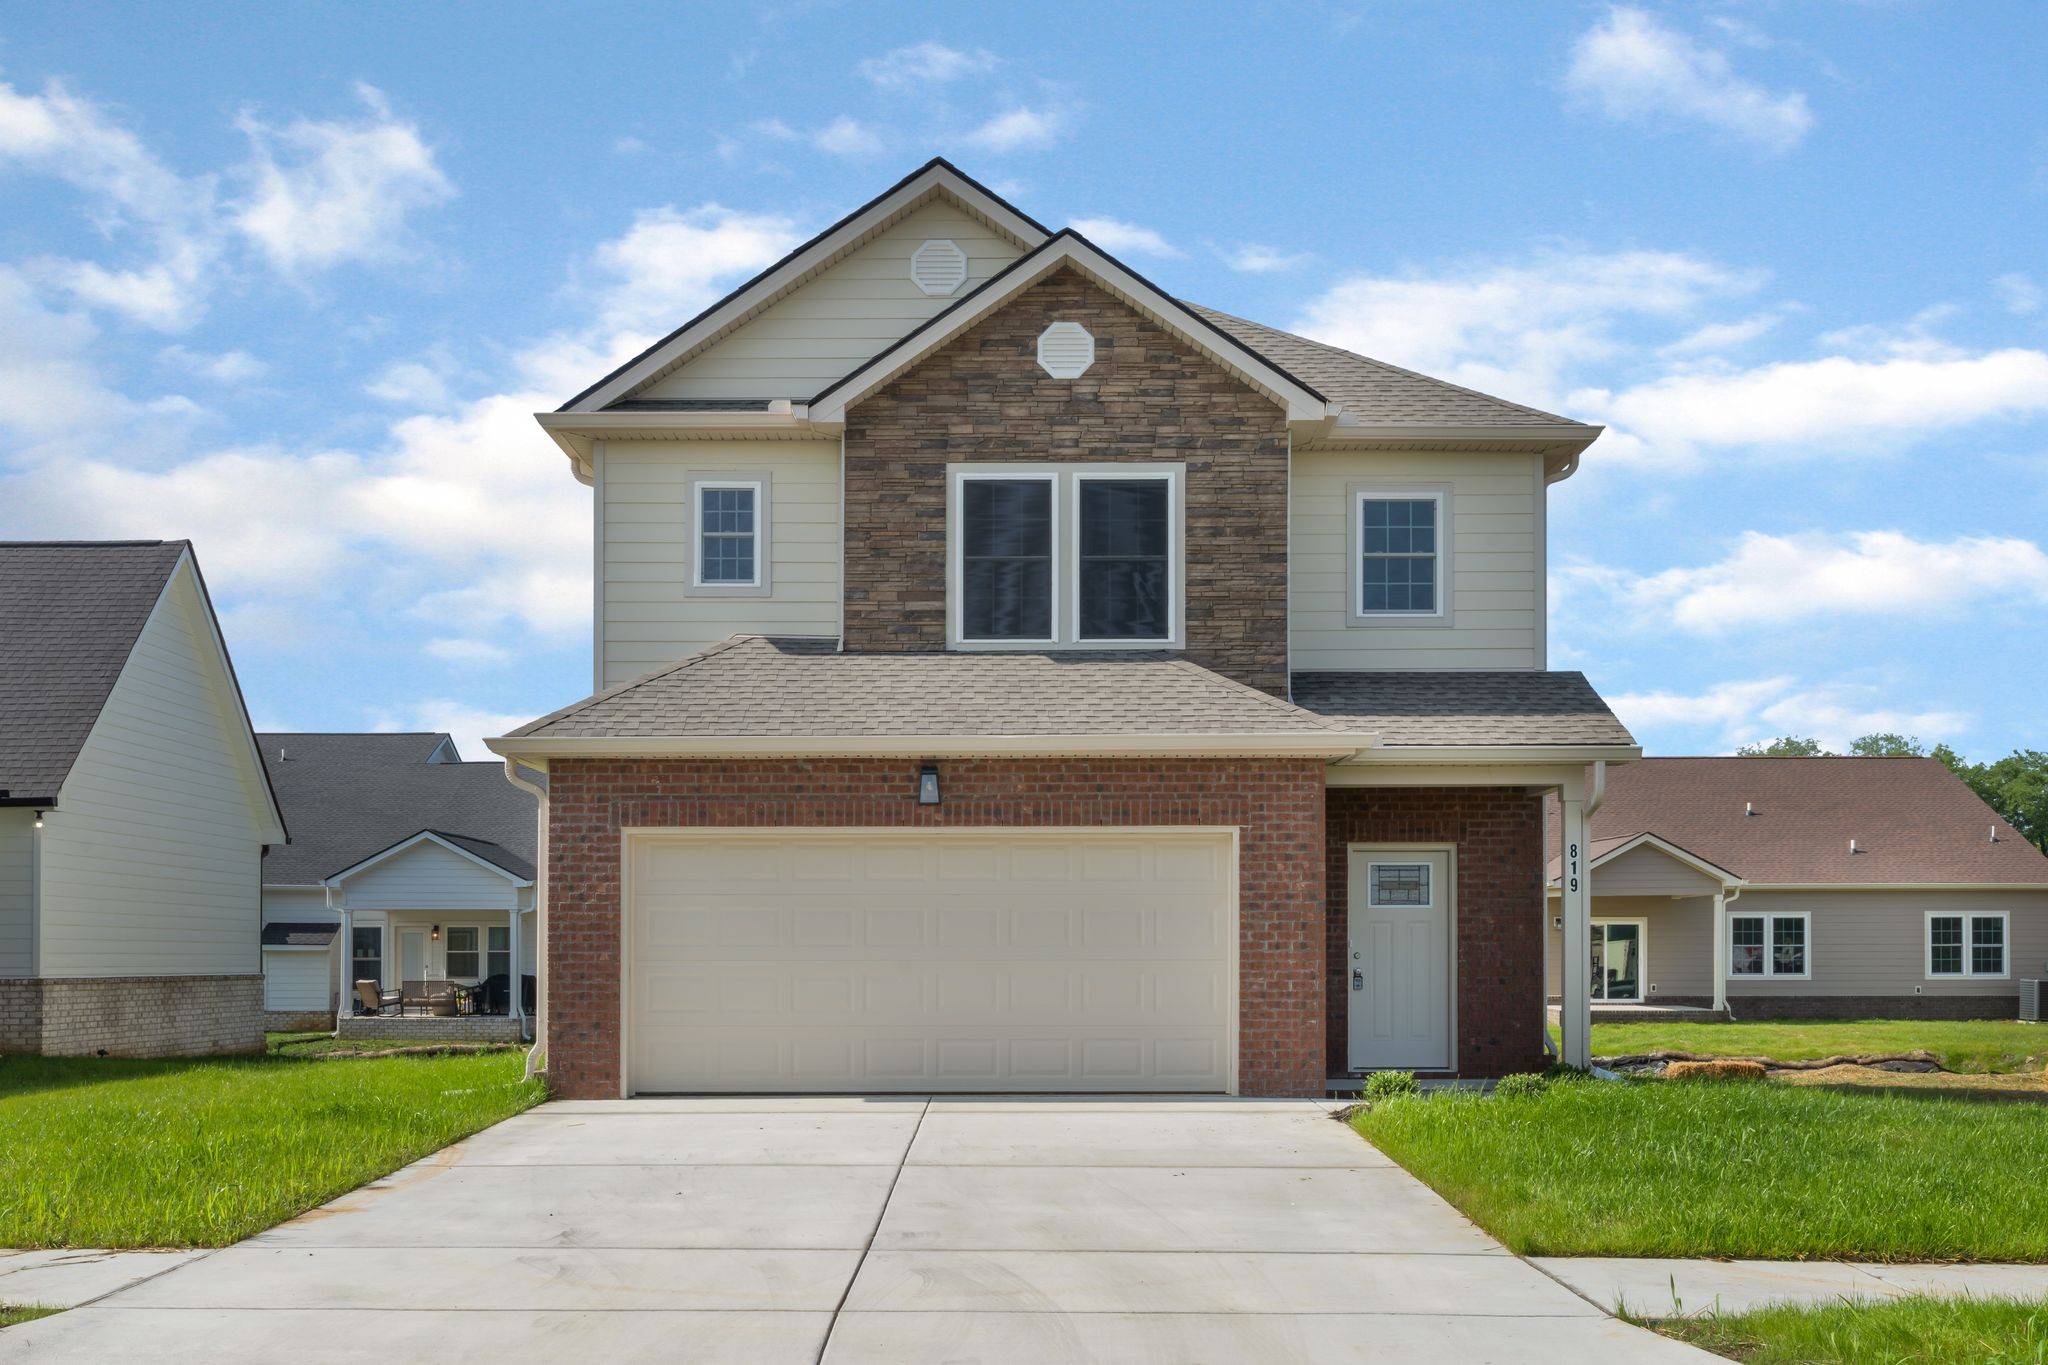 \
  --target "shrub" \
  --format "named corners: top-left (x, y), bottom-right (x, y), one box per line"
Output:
top-left (1362, 1070), bottom-right (1419, 1103)
top-left (1493, 1072), bottom-right (1548, 1099)
top-left (1665, 1059), bottom-right (1767, 1082)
